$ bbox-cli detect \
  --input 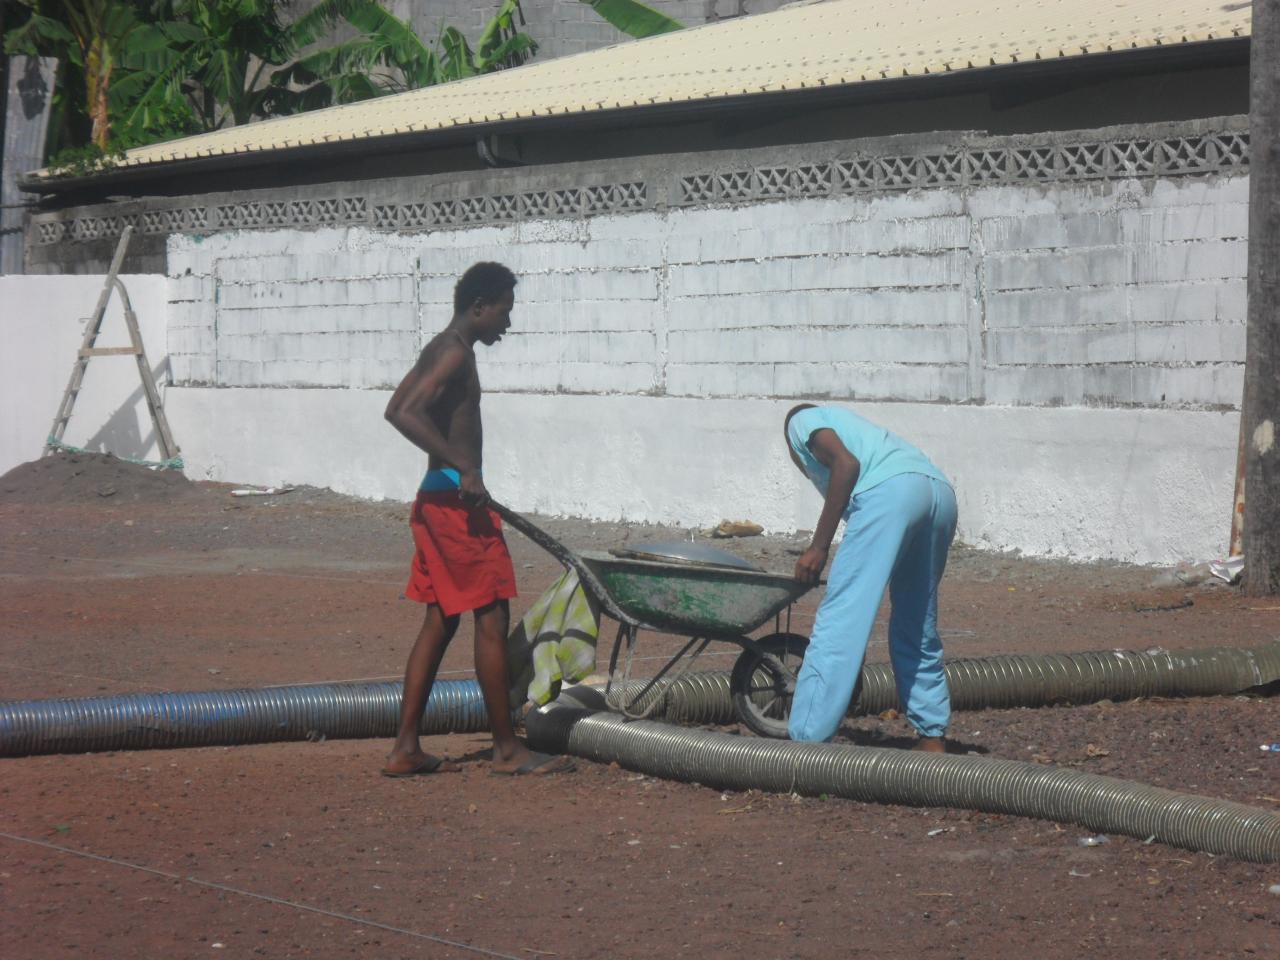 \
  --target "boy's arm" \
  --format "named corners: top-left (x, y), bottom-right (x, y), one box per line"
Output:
top-left (794, 428), bottom-right (861, 584)
top-left (384, 342), bottom-right (480, 482)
